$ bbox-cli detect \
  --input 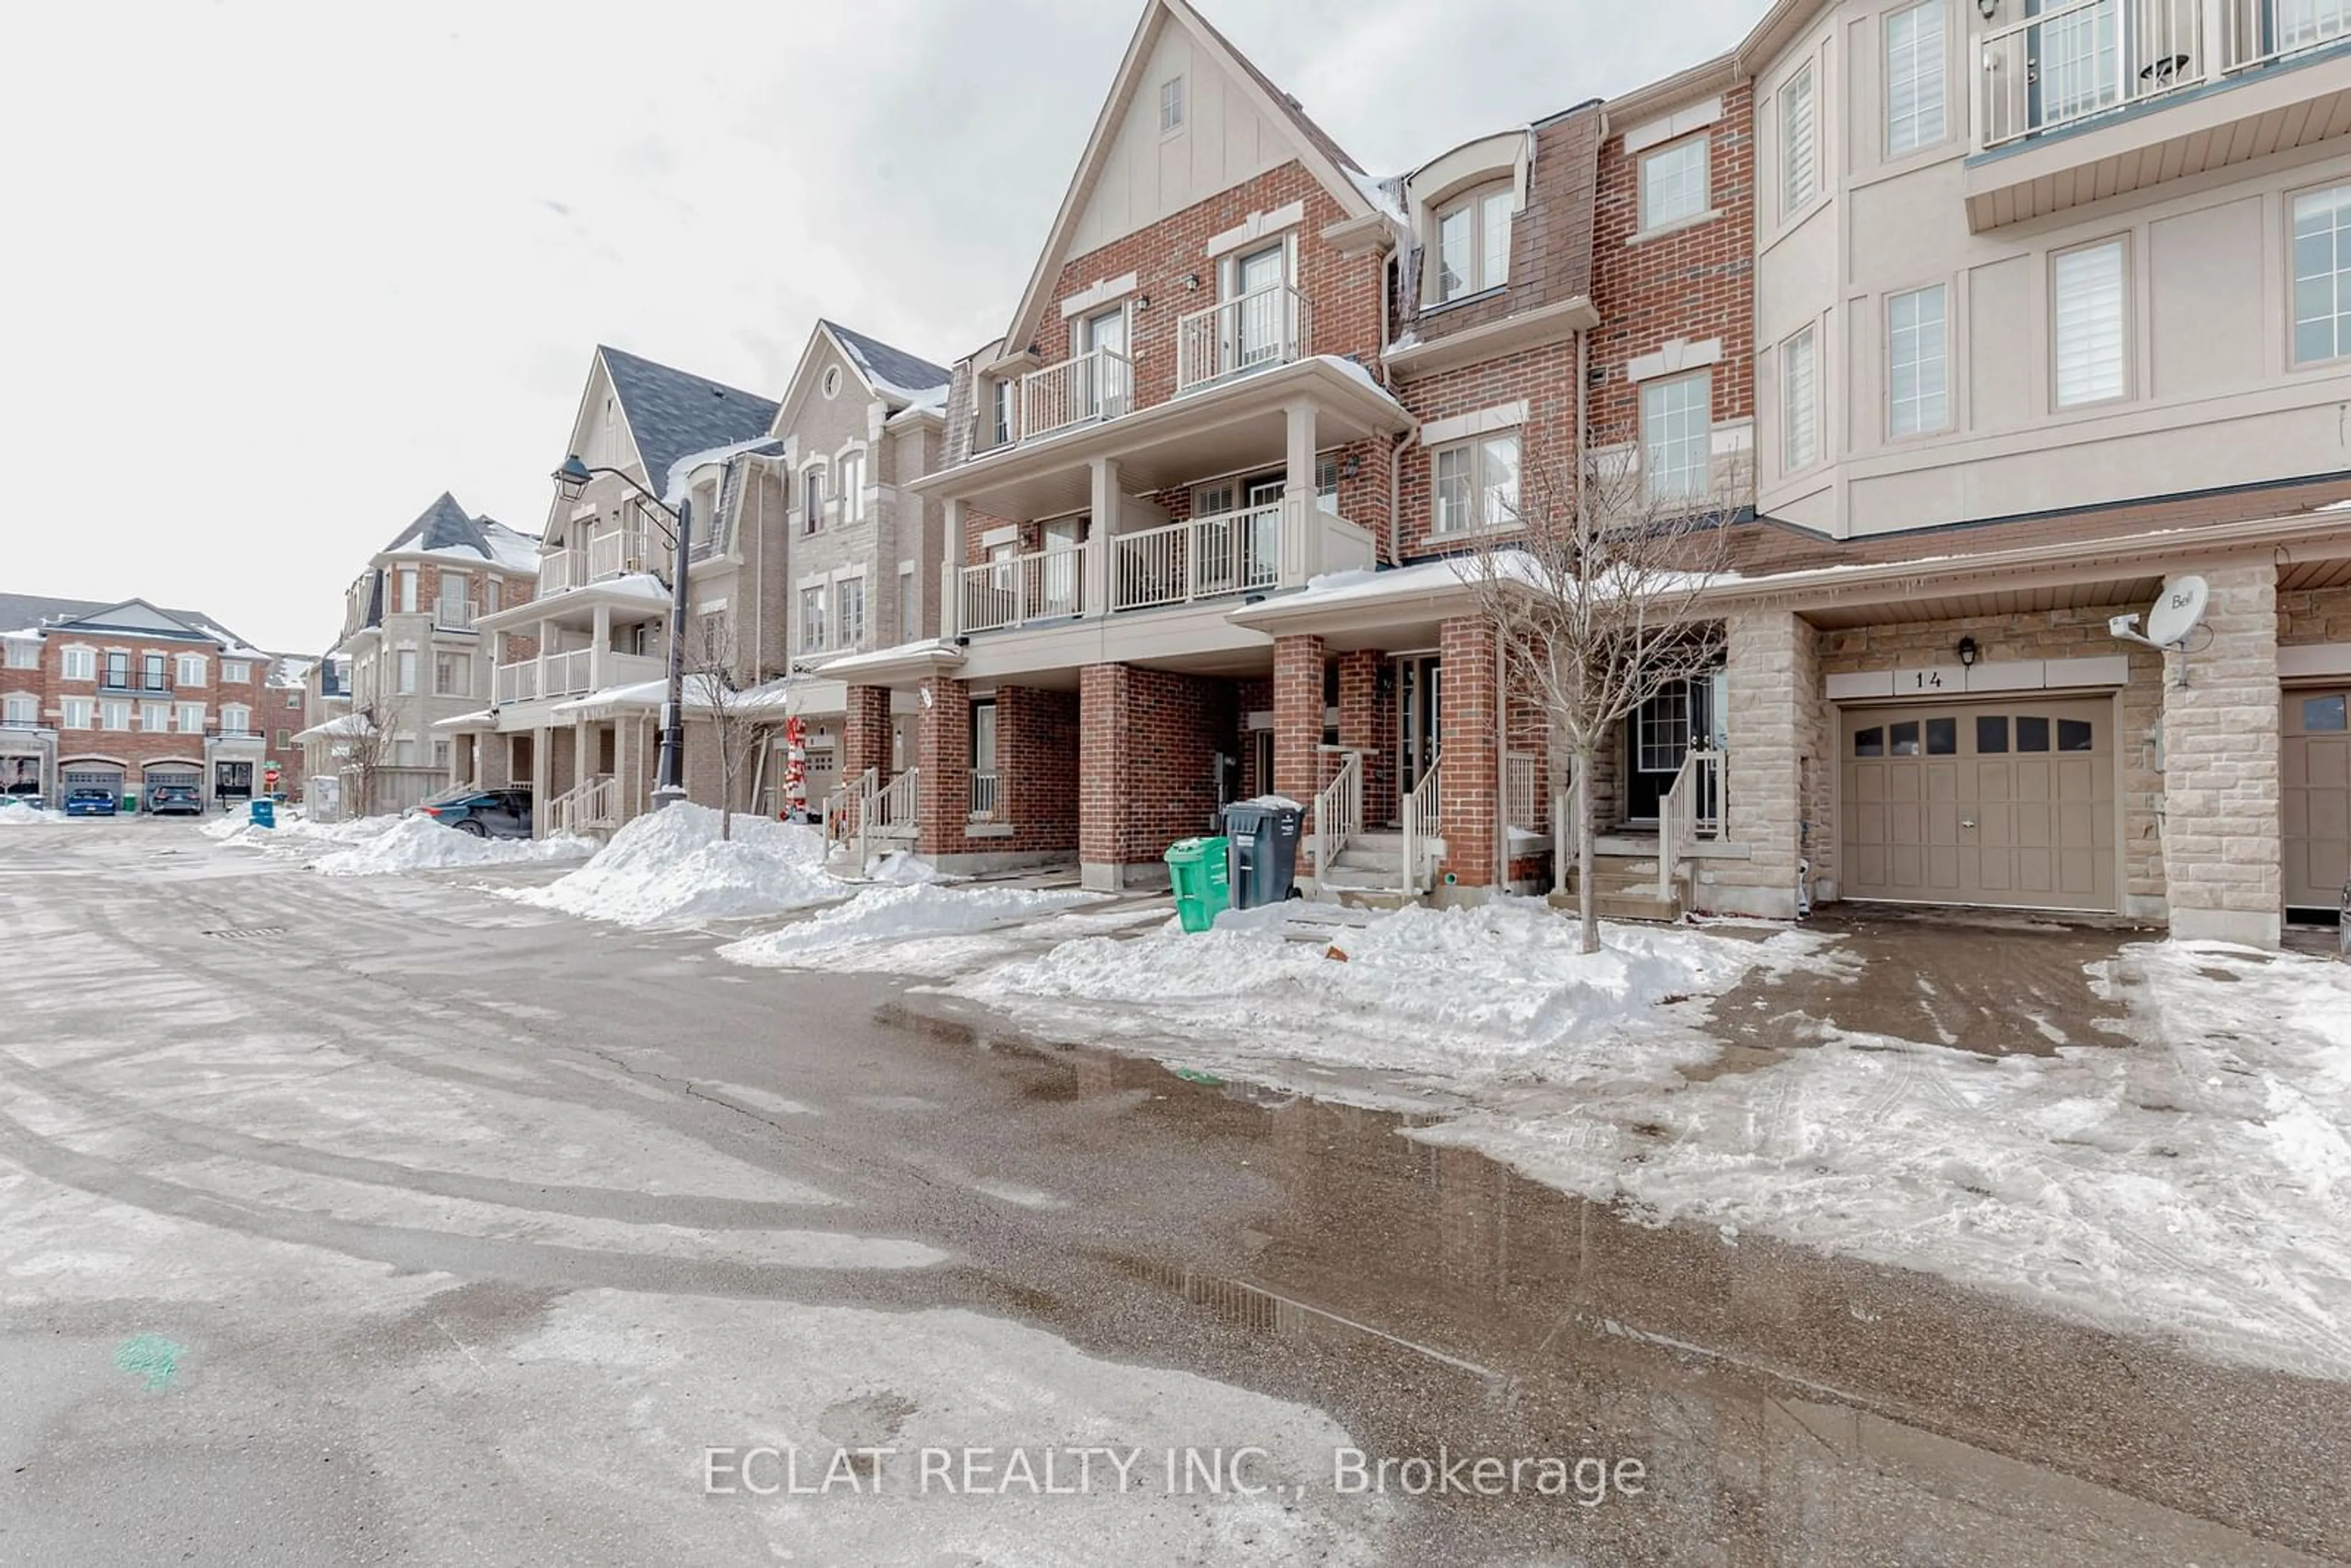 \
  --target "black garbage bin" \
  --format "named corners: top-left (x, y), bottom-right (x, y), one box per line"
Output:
top-left (1223, 798), bottom-right (1303, 909)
